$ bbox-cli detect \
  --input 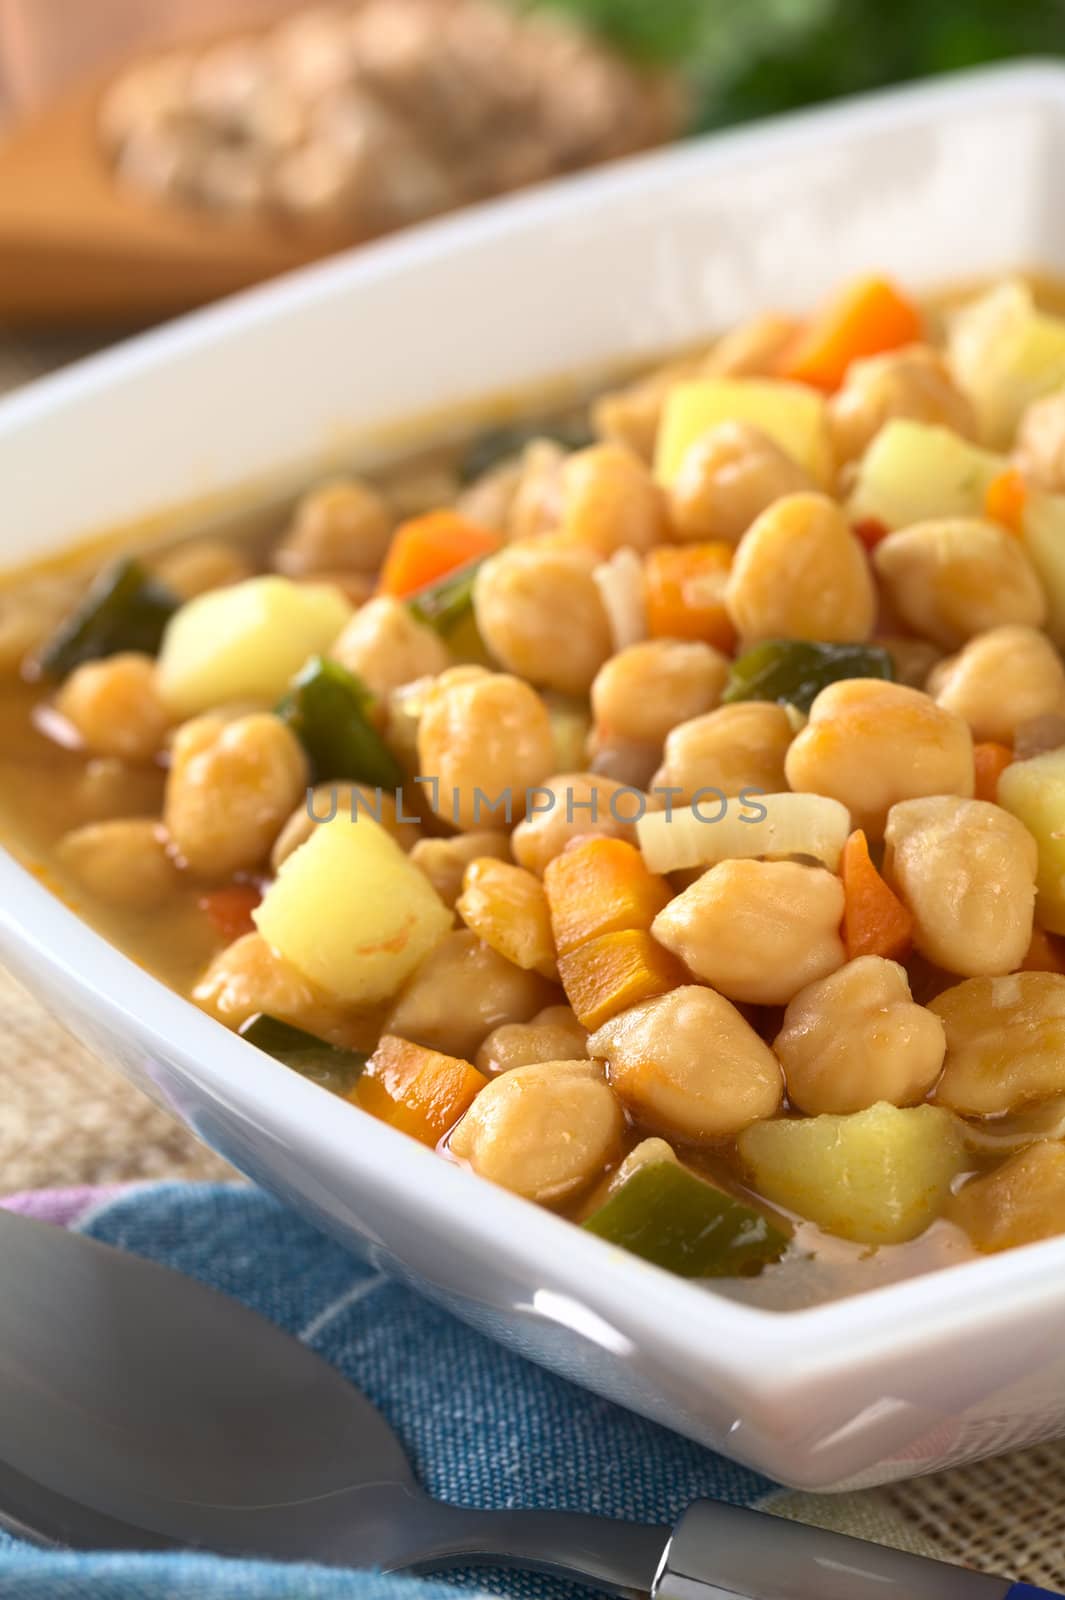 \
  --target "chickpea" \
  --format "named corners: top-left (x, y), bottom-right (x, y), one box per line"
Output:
top-left (331, 596), bottom-right (451, 698)
top-left (74, 757), bottom-right (166, 822)
top-left (559, 444), bottom-right (669, 556)
top-left (587, 985), bottom-right (783, 1141)
top-left (506, 440), bottom-right (566, 542)
top-left (449, 1059), bottom-right (624, 1206)
top-left (828, 346), bottom-right (978, 464)
top-left (417, 670), bottom-right (555, 831)
top-left (473, 542), bottom-right (611, 695)
top-left (725, 493), bottom-right (876, 645)
top-left (885, 797), bottom-right (1037, 977)
top-left (152, 539), bottom-right (252, 599)
top-left (592, 368), bottom-right (679, 462)
top-left (384, 929), bottom-right (556, 1059)
top-left (774, 956), bottom-right (946, 1115)
top-left (651, 703), bottom-right (793, 802)
top-left (55, 653), bottom-right (171, 763)
top-left (274, 477), bottom-right (393, 577)
top-left (510, 772), bottom-right (641, 875)
top-left (703, 312), bottom-right (801, 378)
top-left (165, 712), bottom-right (309, 876)
top-left (409, 830), bottom-right (511, 908)
top-left (591, 640), bottom-right (729, 748)
top-left (476, 1004), bottom-right (588, 1075)
top-left (873, 519), bottom-right (1046, 649)
top-left (271, 781), bottom-right (420, 872)
top-left (1015, 392), bottom-right (1065, 491)
top-left (948, 1140), bottom-right (1065, 1252)
top-left (193, 929), bottom-right (349, 1038)
top-left (652, 858), bottom-right (846, 1005)
top-left (56, 818), bottom-right (181, 911)
top-left (785, 680), bottom-right (974, 839)
top-left (931, 971), bottom-right (1065, 1116)
top-left (668, 421), bottom-right (814, 545)
top-left (927, 625), bottom-right (1065, 743)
